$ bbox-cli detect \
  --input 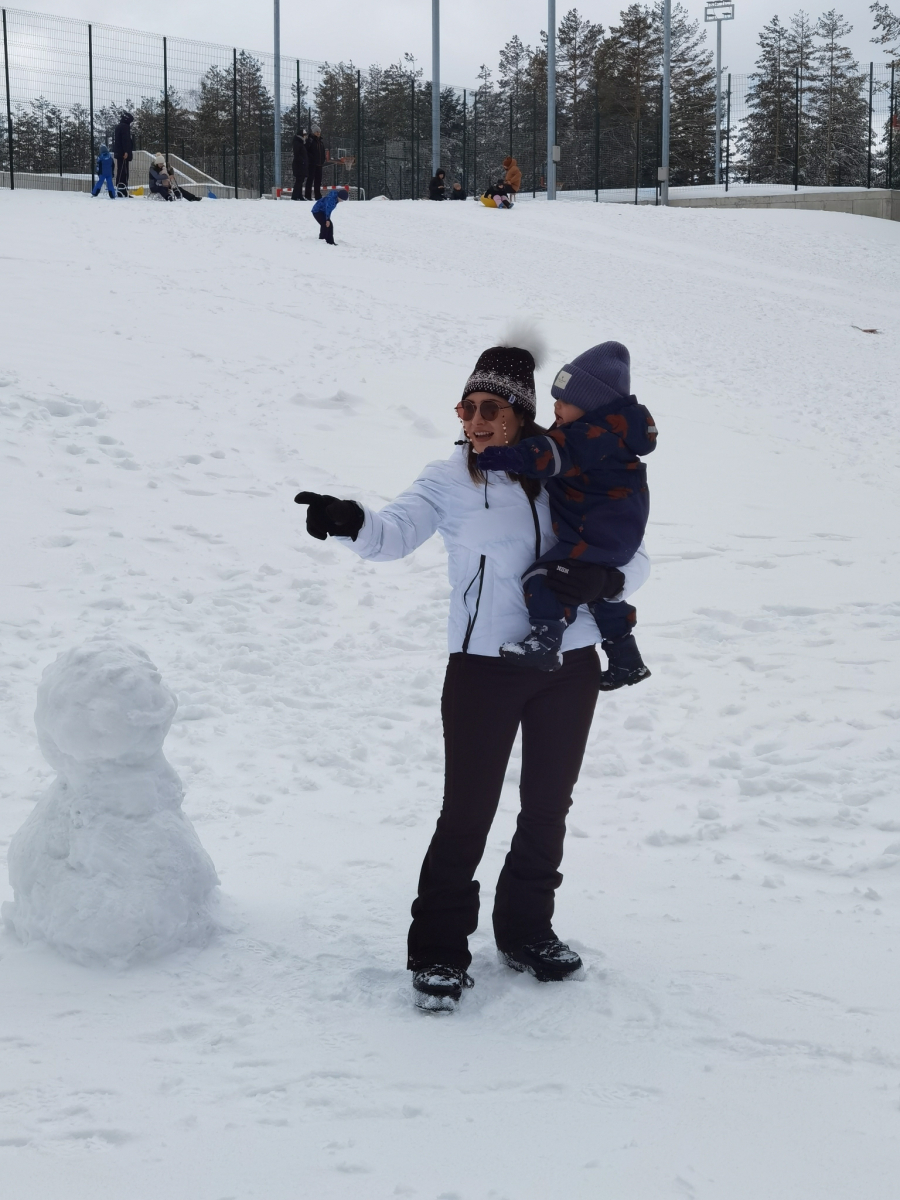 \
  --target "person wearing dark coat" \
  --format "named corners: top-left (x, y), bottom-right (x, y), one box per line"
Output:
top-left (112, 112), bottom-right (134, 197)
top-left (304, 127), bottom-right (326, 200)
top-left (478, 341), bottom-right (657, 687)
top-left (428, 169), bottom-right (447, 200)
top-left (291, 130), bottom-right (307, 200)
top-left (449, 181), bottom-right (467, 199)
